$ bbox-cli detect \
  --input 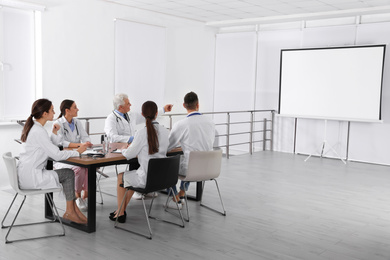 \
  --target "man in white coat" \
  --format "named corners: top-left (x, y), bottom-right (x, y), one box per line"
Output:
top-left (104, 93), bottom-right (172, 199)
top-left (104, 93), bottom-right (172, 143)
top-left (167, 91), bottom-right (215, 207)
